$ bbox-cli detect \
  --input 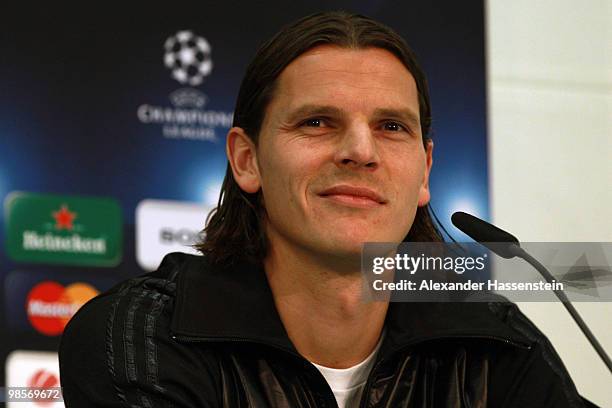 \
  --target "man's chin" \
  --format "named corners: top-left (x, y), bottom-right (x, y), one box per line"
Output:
top-left (309, 240), bottom-right (370, 268)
